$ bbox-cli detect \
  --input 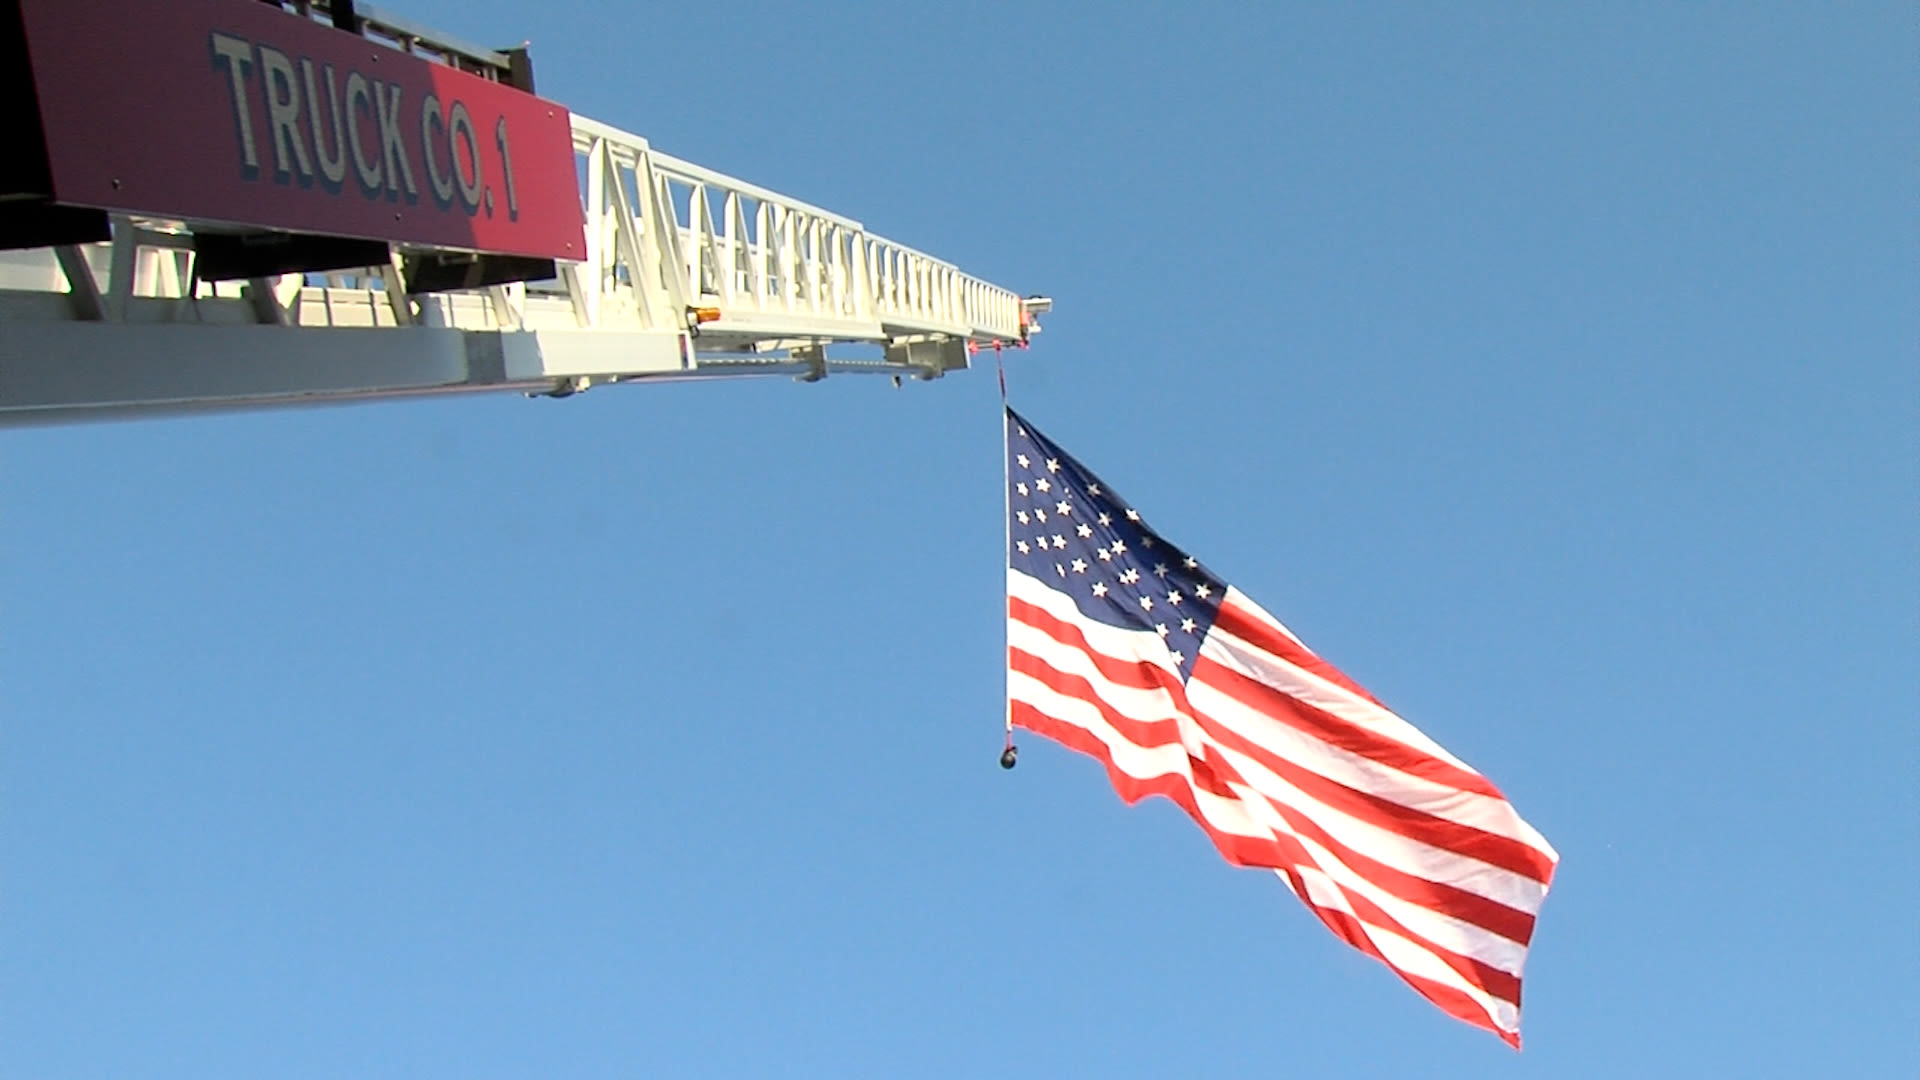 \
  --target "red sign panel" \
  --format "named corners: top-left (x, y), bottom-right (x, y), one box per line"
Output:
top-left (17, 0), bottom-right (583, 260)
